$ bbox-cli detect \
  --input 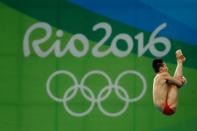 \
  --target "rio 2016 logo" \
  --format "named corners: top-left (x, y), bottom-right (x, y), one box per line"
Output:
top-left (23, 22), bottom-right (171, 58)
top-left (23, 22), bottom-right (171, 117)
